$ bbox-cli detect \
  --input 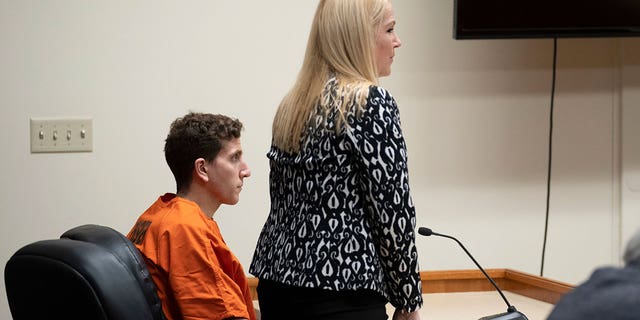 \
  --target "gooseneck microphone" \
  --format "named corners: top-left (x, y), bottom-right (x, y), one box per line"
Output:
top-left (418, 227), bottom-right (528, 320)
